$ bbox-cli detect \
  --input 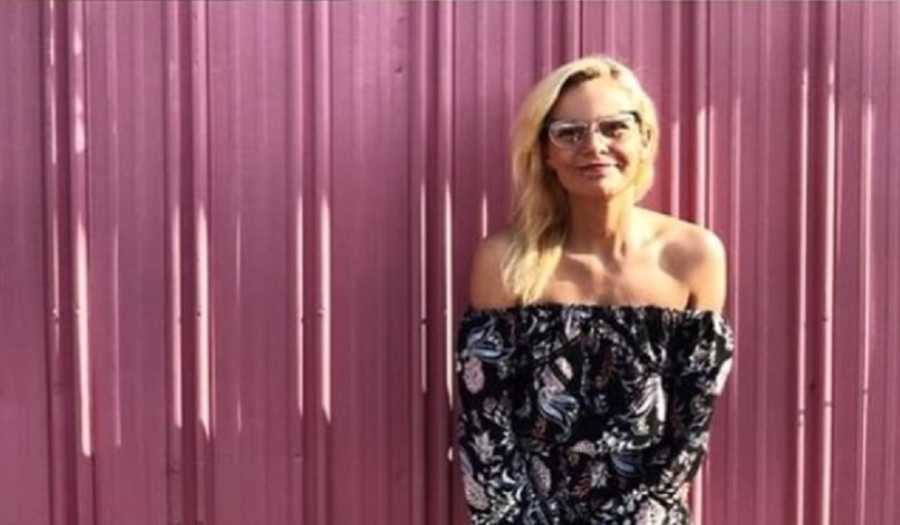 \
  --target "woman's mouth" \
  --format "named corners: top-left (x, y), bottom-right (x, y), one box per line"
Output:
top-left (577, 162), bottom-right (619, 179)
